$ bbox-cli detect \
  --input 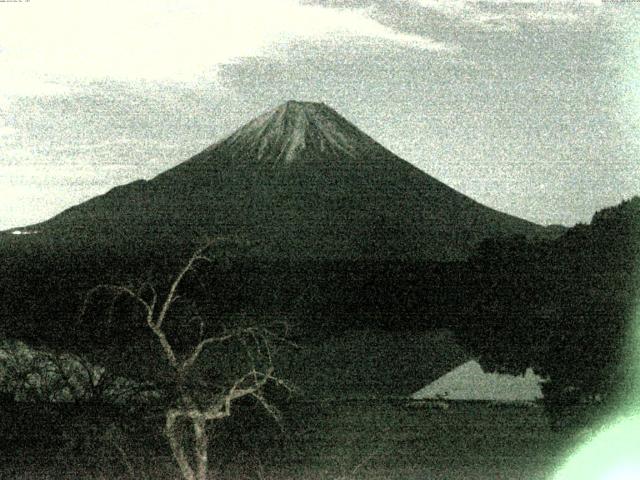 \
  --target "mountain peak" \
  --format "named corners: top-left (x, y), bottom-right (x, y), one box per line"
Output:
top-left (281, 99), bottom-right (326, 109)
top-left (15, 100), bottom-right (551, 262)
top-left (219, 100), bottom-right (374, 166)
top-left (276, 100), bottom-right (331, 117)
